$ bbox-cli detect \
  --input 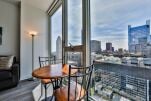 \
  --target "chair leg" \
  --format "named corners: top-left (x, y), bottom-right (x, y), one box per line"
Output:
top-left (38, 84), bottom-right (43, 101)
top-left (50, 95), bottom-right (54, 101)
top-left (87, 91), bottom-right (89, 101)
top-left (44, 84), bottom-right (47, 101)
